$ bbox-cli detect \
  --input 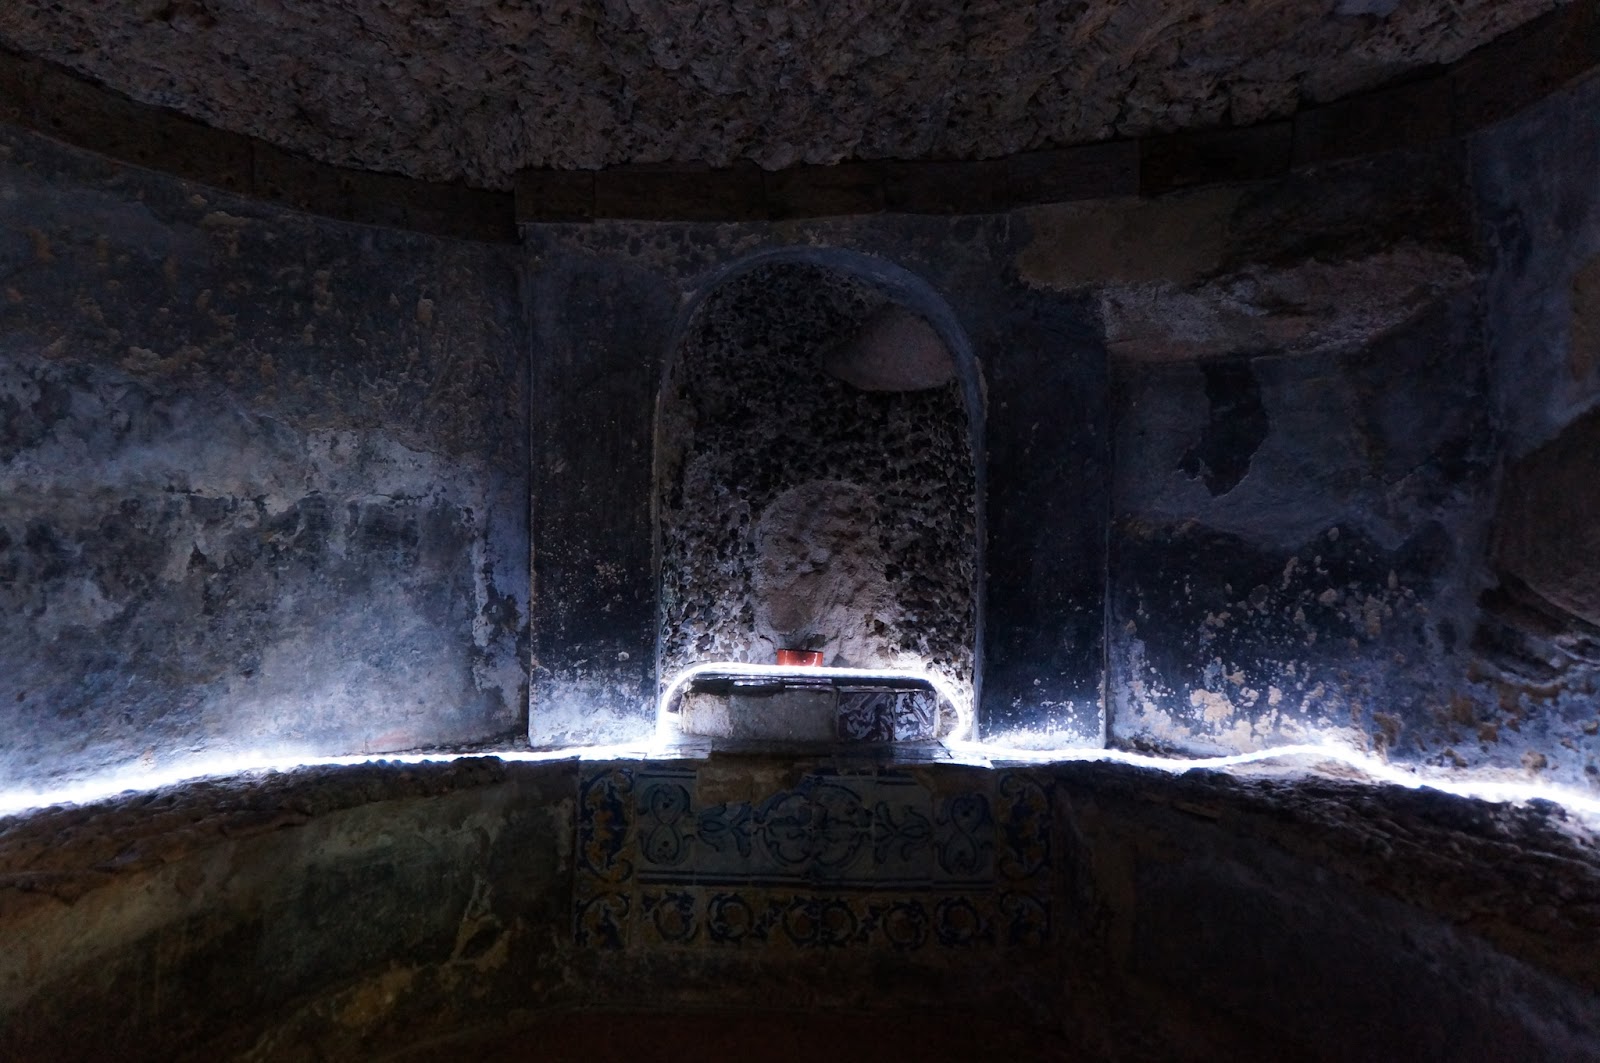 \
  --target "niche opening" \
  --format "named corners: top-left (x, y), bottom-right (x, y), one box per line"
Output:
top-left (655, 258), bottom-right (980, 743)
